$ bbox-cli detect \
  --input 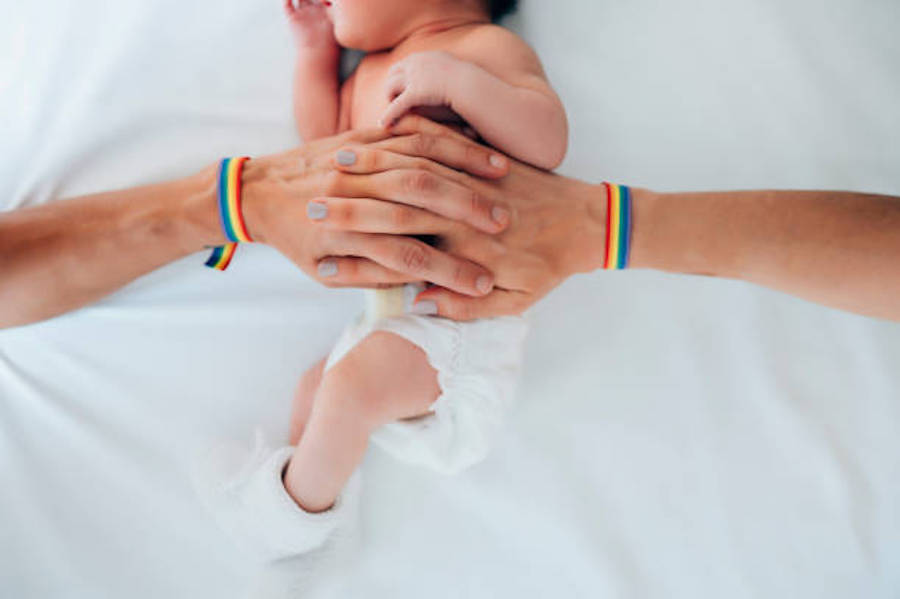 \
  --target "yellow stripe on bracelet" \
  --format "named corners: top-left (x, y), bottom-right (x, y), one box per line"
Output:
top-left (603, 182), bottom-right (632, 270)
top-left (205, 157), bottom-right (252, 271)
